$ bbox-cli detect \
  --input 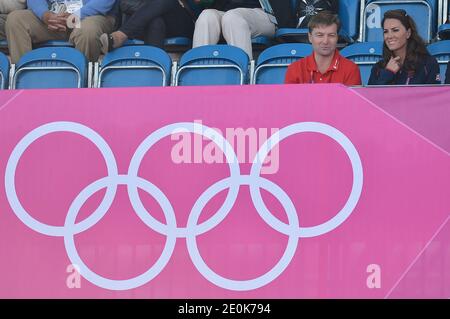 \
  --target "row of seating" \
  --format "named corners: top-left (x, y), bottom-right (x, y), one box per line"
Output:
top-left (1, 40), bottom-right (449, 89)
